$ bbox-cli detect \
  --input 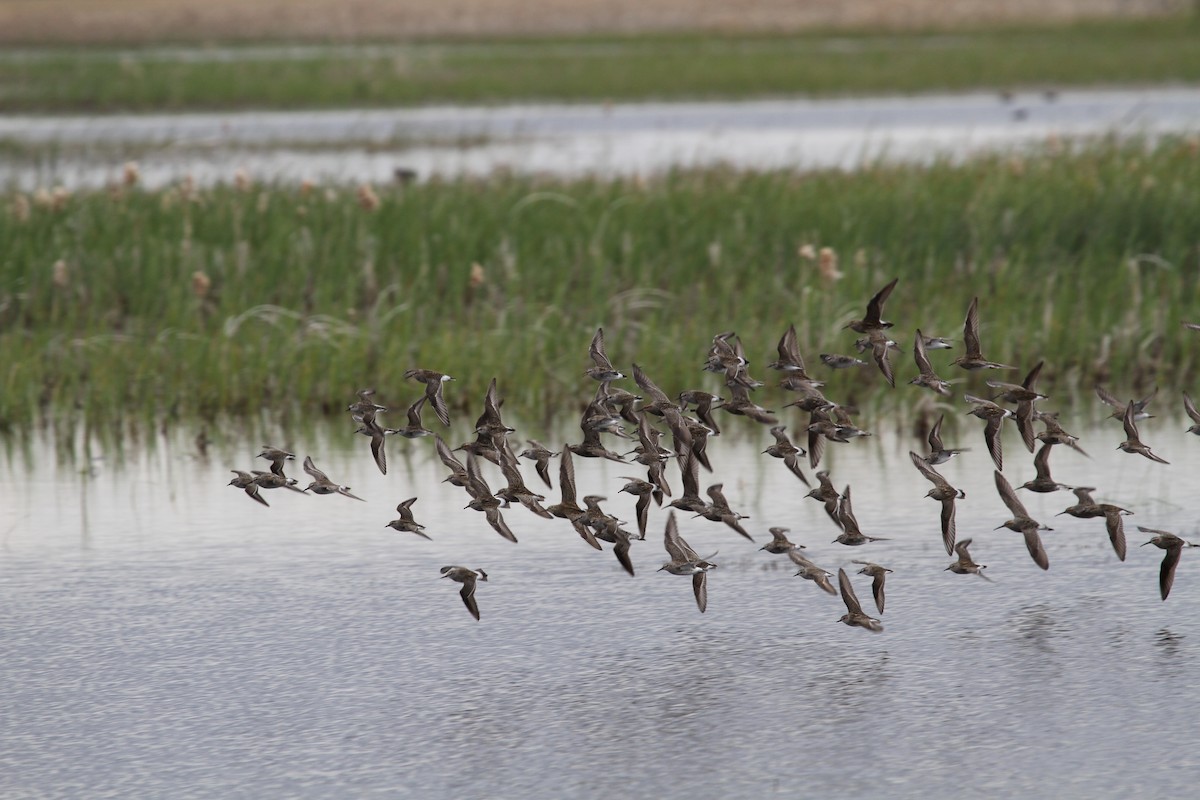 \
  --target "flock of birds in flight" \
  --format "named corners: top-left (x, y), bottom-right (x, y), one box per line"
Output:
top-left (227, 278), bottom-right (1199, 630)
